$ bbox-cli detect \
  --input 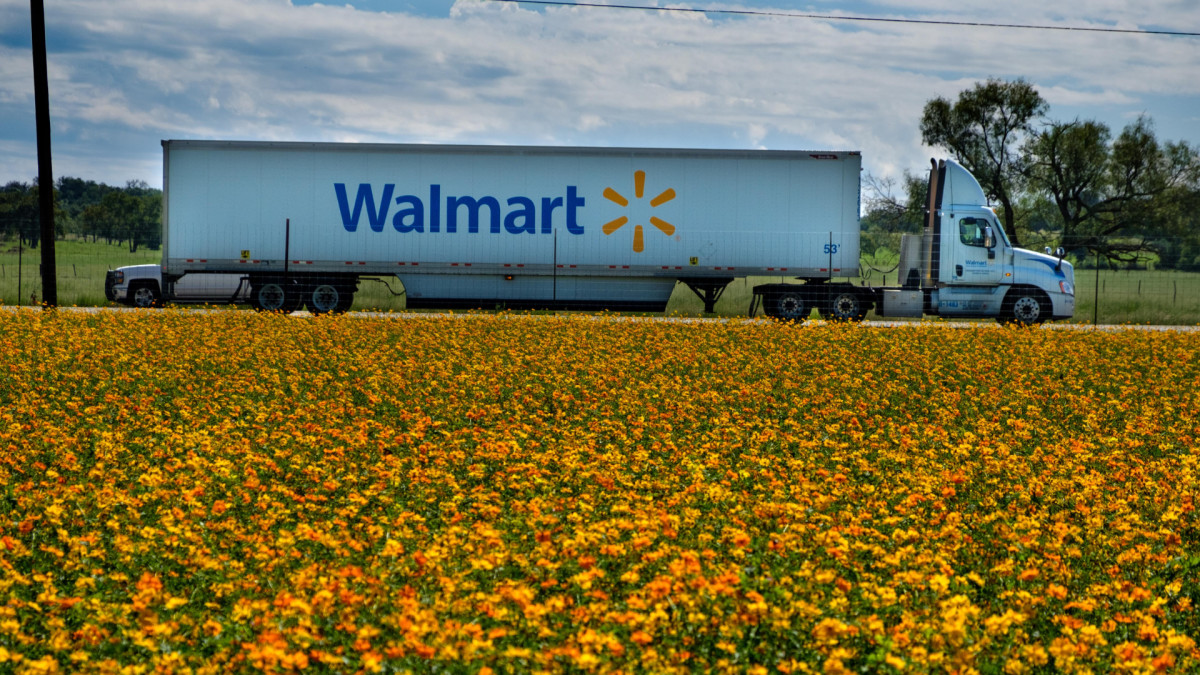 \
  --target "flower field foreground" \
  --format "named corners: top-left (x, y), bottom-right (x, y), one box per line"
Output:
top-left (1, 310), bottom-right (1198, 674)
